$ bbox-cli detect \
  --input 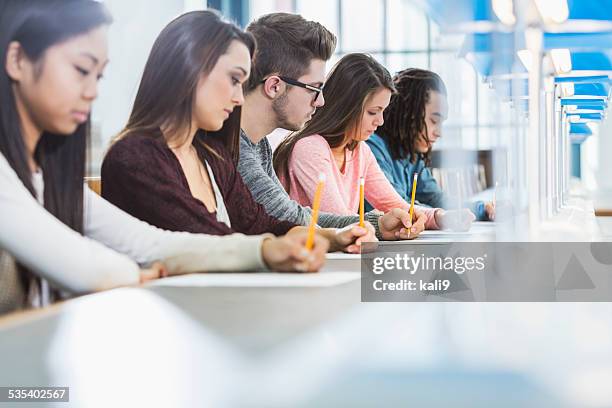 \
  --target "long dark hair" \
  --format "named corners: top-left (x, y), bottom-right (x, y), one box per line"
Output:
top-left (273, 53), bottom-right (395, 186)
top-left (118, 10), bottom-right (255, 164)
top-left (0, 0), bottom-right (112, 233)
top-left (377, 68), bottom-right (447, 165)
